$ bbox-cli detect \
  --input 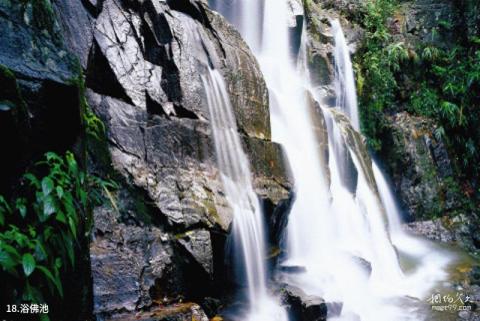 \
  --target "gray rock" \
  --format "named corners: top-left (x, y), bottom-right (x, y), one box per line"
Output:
top-left (53, 0), bottom-right (95, 69)
top-left (405, 219), bottom-right (455, 243)
top-left (177, 229), bottom-right (213, 276)
top-left (279, 265), bottom-right (307, 274)
top-left (77, 1), bottom-right (293, 318)
top-left (395, 0), bottom-right (458, 47)
top-left (351, 256), bottom-right (372, 275)
top-left (383, 112), bottom-right (460, 220)
top-left (303, 0), bottom-right (363, 100)
top-left (0, 0), bottom-right (77, 82)
top-left (207, 9), bottom-right (271, 140)
top-left (1, 0), bottom-right (294, 320)
top-left (329, 109), bottom-right (377, 192)
top-left (105, 303), bottom-right (209, 321)
top-left (81, 0), bottom-right (292, 233)
top-left (88, 90), bottom-right (290, 232)
top-left (91, 205), bottom-right (177, 315)
top-left (279, 284), bottom-right (328, 321)
top-left (0, 1), bottom-right (83, 198)
top-left (307, 92), bottom-right (331, 187)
